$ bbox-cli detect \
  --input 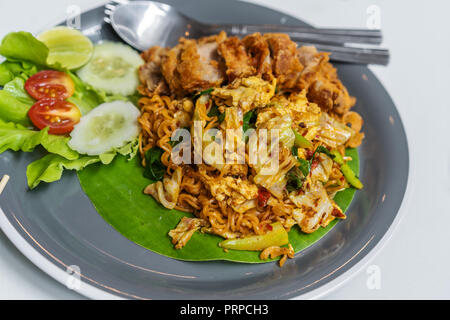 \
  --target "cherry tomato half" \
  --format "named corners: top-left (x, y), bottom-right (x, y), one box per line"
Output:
top-left (28, 98), bottom-right (81, 135)
top-left (25, 70), bottom-right (75, 101)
